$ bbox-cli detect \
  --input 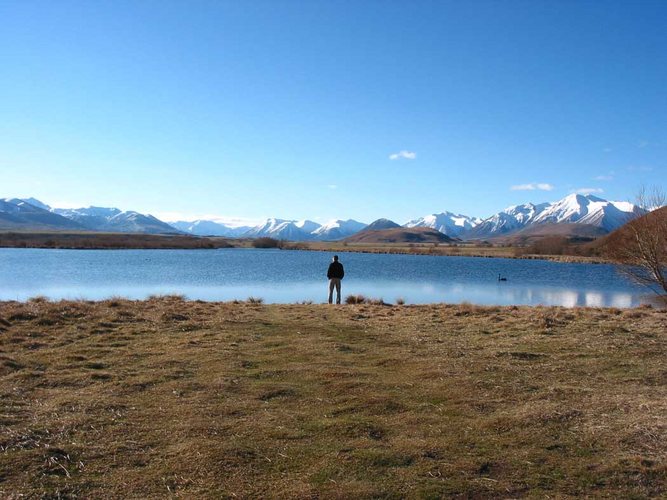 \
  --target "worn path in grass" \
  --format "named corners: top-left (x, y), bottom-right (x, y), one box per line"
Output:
top-left (0, 298), bottom-right (665, 498)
